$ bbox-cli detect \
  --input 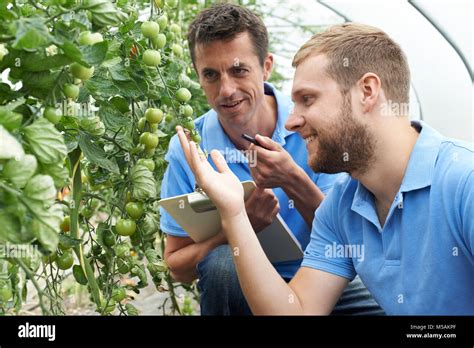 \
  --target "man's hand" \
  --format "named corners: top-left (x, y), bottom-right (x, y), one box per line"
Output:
top-left (249, 134), bottom-right (299, 189)
top-left (249, 134), bottom-right (325, 227)
top-left (245, 187), bottom-right (280, 233)
top-left (176, 126), bottom-right (245, 220)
